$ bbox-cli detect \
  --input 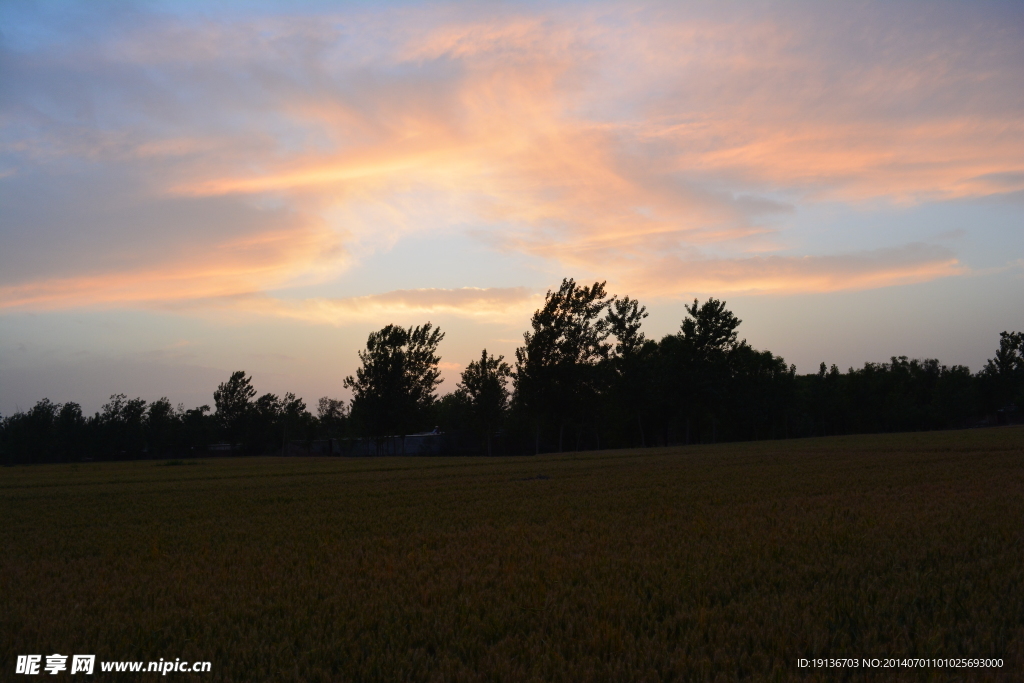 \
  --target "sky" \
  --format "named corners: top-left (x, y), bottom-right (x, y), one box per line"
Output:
top-left (1, 0), bottom-right (1023, 415)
